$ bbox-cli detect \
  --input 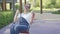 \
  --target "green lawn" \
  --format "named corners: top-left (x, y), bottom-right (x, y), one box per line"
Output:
top-left (0, 11), bottom-right (13, 29)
